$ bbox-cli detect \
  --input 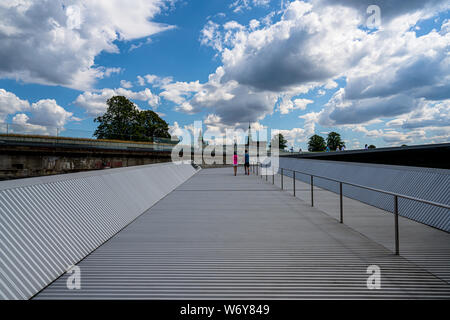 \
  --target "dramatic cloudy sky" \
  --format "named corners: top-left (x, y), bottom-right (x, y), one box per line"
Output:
top-left (0, 0), bottom-right (449, 149)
